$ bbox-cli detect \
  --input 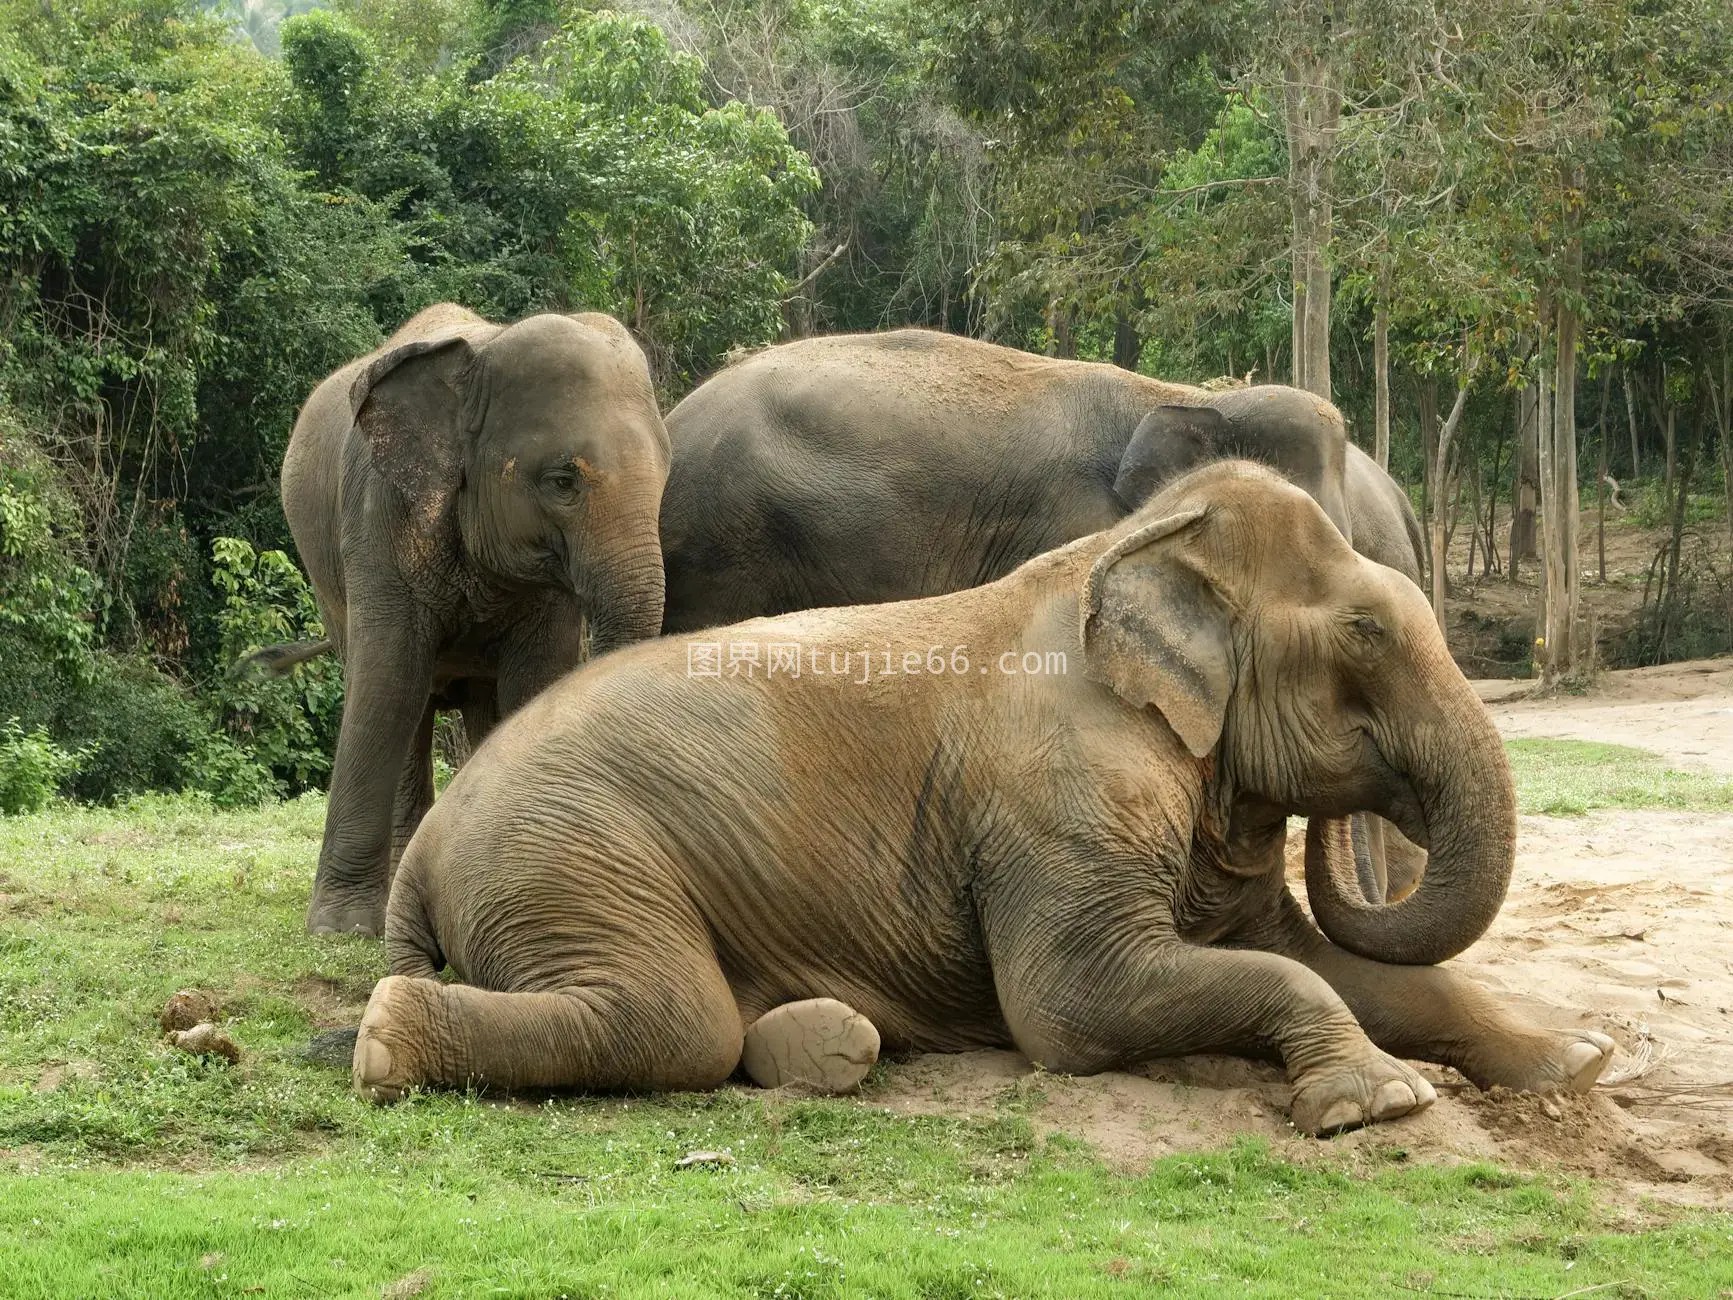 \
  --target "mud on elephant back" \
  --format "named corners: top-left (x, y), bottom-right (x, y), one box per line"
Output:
top-left (277, 302), bottom-right (671, 937)
top-left (351, 461), bottom-right (1611, 1137)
